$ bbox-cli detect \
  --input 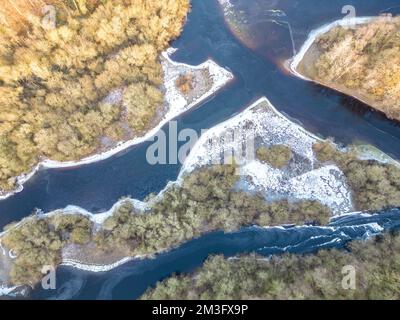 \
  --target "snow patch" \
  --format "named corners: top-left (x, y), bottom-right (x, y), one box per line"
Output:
top-left (180, 97), bottom-right (352, 214)
top-left (61, 257), bottom-right (137, 273)
top-left (0, 285), bottom-right (18, 296)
